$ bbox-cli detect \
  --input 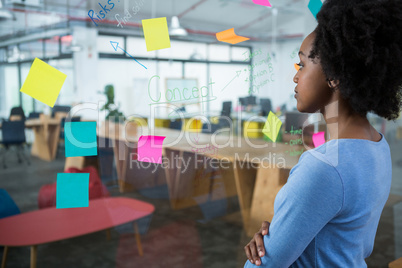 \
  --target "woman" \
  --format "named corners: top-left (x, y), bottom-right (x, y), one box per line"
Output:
top-left (244, 0), bottom-right (402, 267)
